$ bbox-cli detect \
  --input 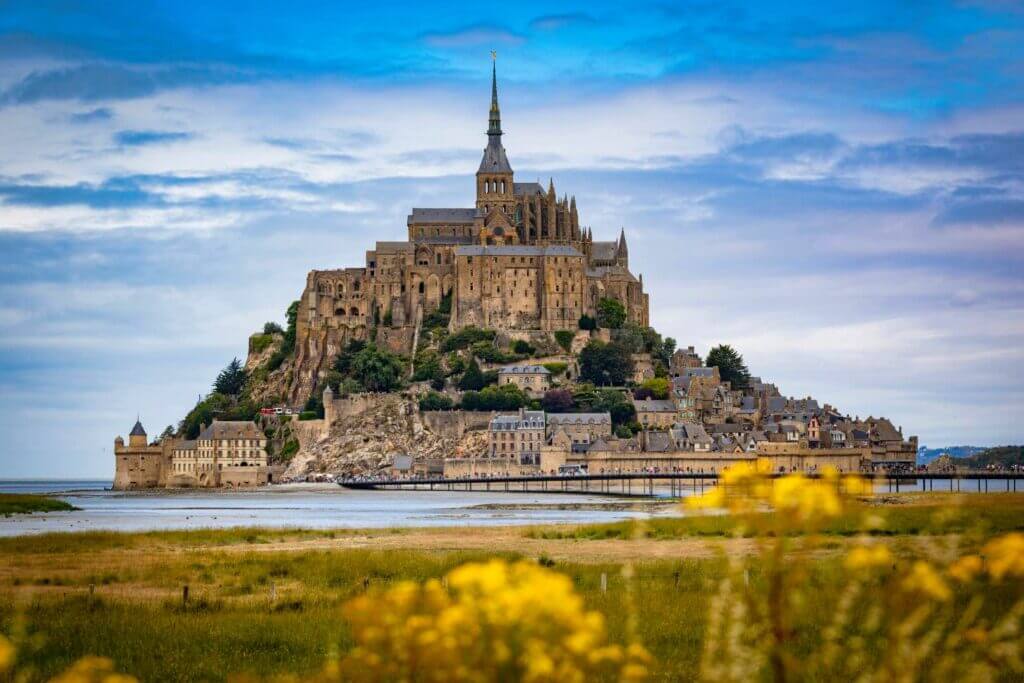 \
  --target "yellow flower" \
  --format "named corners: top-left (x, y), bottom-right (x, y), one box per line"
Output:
top-left (982, 532), bottom-right (1024, 581)
top-left (845, 545), bottom-right (893, 571)
top-left (903, 561), bottom-right (952, 602)
top-left (0, 635), bottom-right (14, 673)
top-left (337, 560), bottom-right (648, 682)
top-left (48, 656), bottom-right (137, 683)
top-left (948, 554), bottom-right (983, 583)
